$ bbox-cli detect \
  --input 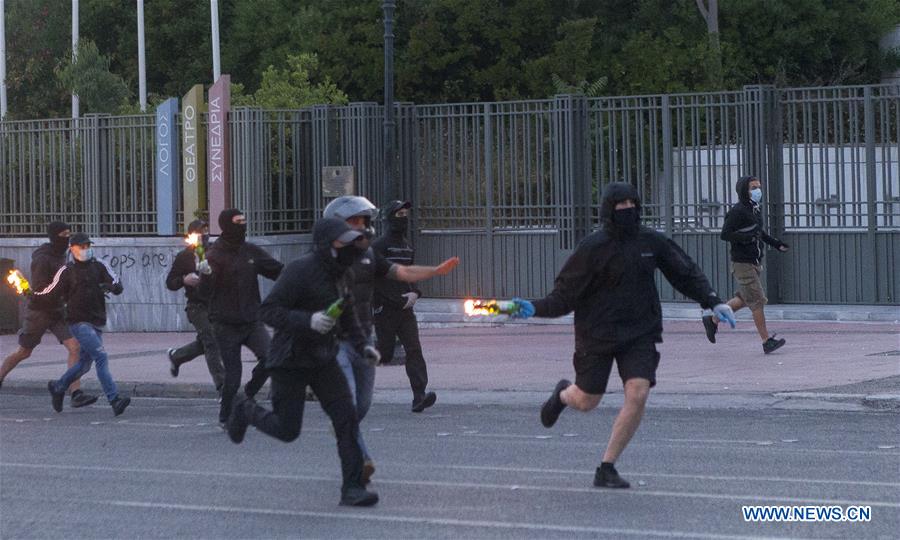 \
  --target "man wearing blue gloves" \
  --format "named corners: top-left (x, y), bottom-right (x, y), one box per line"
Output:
top-left (507, 182), bottom-right (735, 489)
